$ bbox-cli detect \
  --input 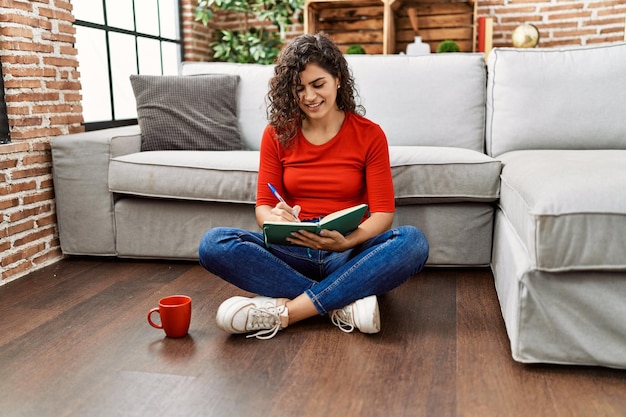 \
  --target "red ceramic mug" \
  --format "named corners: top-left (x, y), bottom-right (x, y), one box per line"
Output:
top-left (147, 295), bottom-right (192, 338)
